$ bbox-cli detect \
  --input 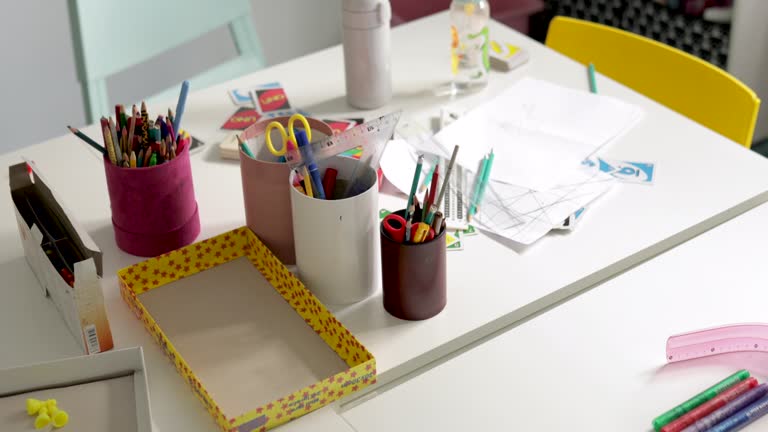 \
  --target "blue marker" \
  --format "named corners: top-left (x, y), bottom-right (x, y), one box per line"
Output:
top-left (295, 129), bottom-right (325, 199)
top-left (686, 384), bottom-right (768, 431)
top-left (173, 80), bottom-right (190, 134)
top-left (708, 394), bottom-right (768, 432)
